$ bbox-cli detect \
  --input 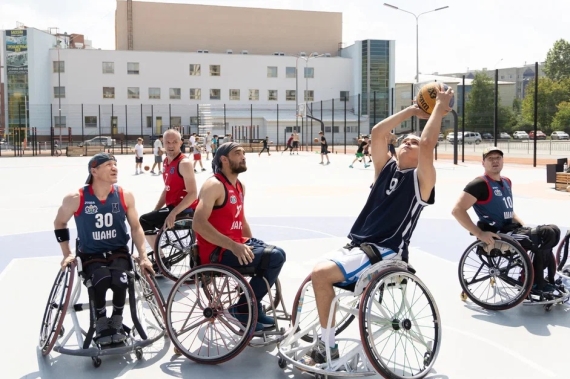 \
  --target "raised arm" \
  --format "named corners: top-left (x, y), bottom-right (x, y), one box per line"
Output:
top-left (54, 193), bottom-right (80, 269)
